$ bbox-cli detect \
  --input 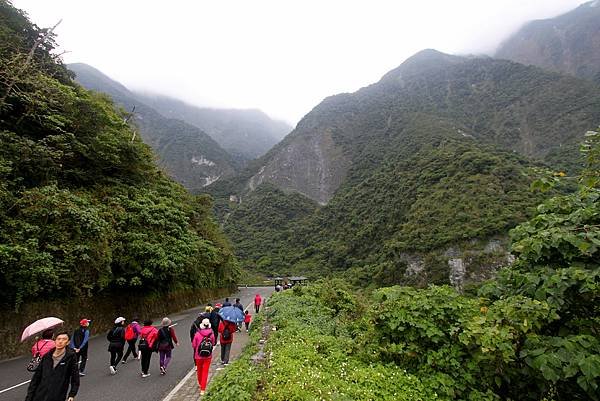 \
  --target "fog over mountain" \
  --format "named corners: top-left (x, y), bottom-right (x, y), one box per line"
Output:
top-left (12, 0), bottom-right (585, 124)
